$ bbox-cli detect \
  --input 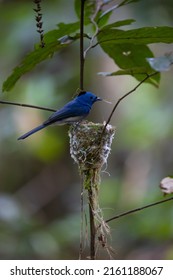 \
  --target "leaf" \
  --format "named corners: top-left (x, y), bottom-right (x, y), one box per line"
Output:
top-left (101, 19), bottom-right (136, 30)
top-left (99, 42), bottom-right (160, 86)
top-left (98, 26), bottom-right (173, 45)
top-left (98, 67), bottom-right (153, 76)
top-left (97, 26), bottom-right (173, 86)
top-left (146, 53), bottom-right (173, 72)
top-left (97, 5), bottom-right (118, 28)
top-left (3, 44), bottom-right (64, 92)
top-left (98, 68), bottom-right (160, 87)
top-left (3, 22), bottom-right (80, 92)
top-left (42, 21), bottom-right (80, 44)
